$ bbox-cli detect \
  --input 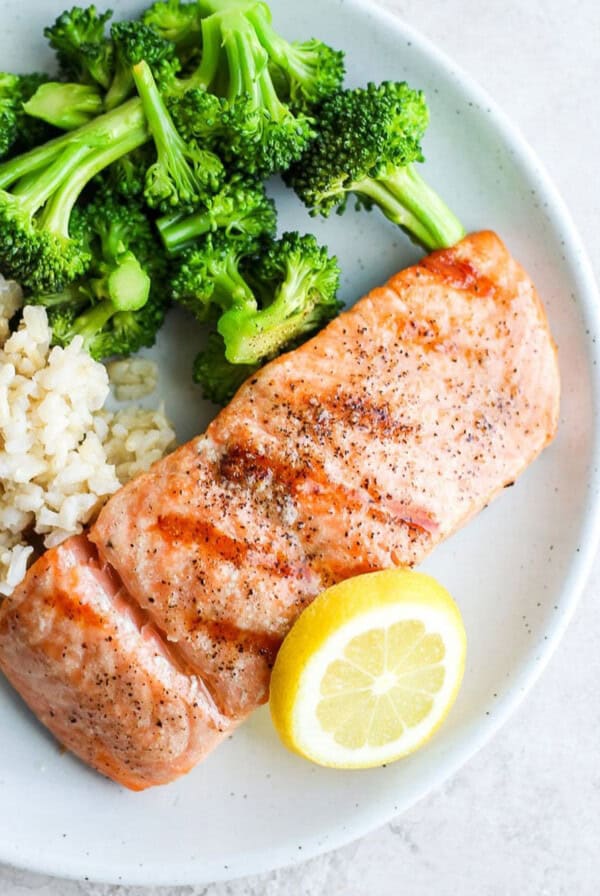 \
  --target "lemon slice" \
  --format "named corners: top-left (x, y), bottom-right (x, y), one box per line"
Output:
top-left (270, 569), bottom-right (466, 768)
